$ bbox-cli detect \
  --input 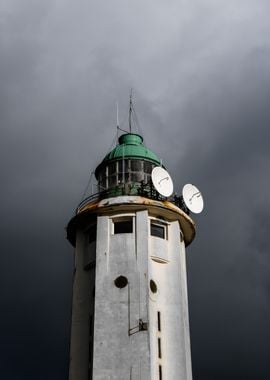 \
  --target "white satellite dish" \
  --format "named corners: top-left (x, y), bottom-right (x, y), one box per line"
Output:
top-left (182, 184), bottom-right (204, 214)
top-left (151, 167), bottom-right (174, 197)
